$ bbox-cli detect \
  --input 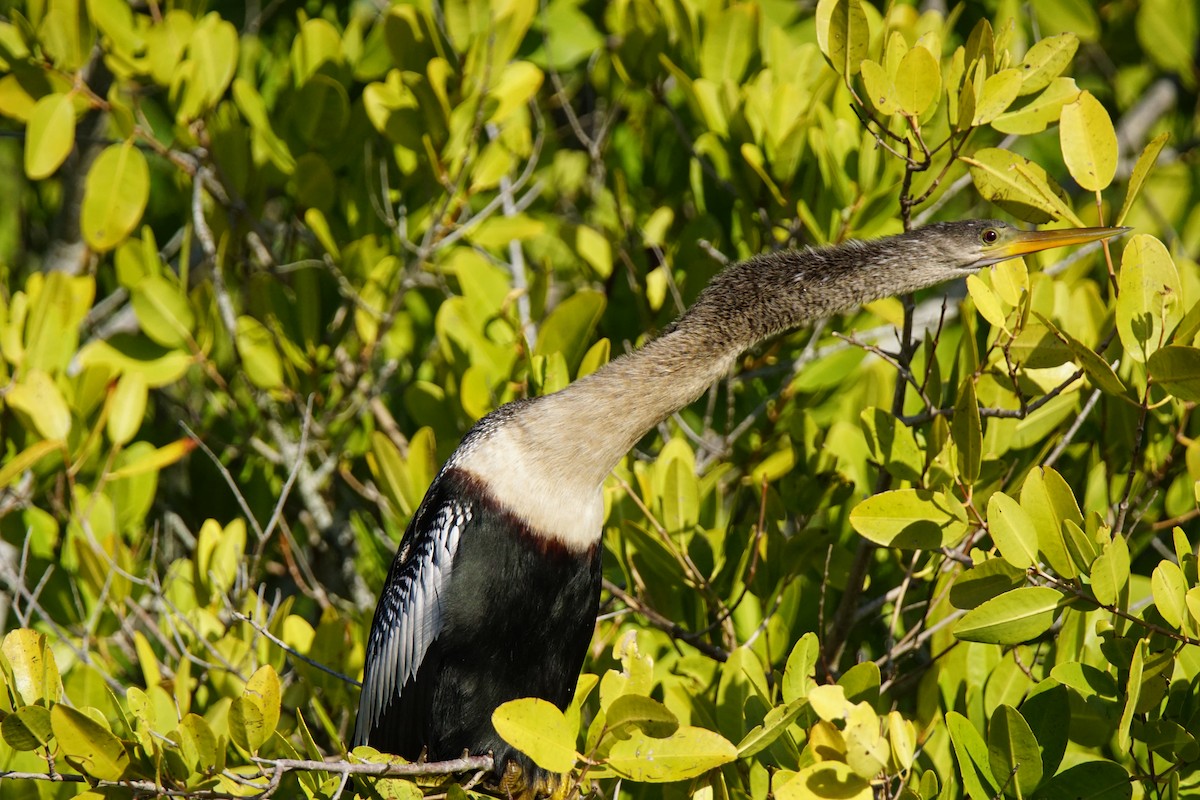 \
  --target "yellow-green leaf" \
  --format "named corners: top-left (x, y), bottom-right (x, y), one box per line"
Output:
top-left (895, 46), bottom-right (940, 116)
top-left (1091, 536), bottom-right (1130, 606)
top-left (1116, 132), bottom-right (1168, 227)
top-left (1060, 91), bottom-right (1118, 192)
top-left (607, 726), bottom-right (737, 782)
top-left (1015, 33), bottom-right (1078, 95)
top-left (973, 69), bottom-right (1022, 125)
top-left (236, 315), bottom-right (285, 389)
top-left (1116, 234), bottom-right (1182, 363)
top-left (955, 587), bottom-right (1064, 645)
top-left (775, 762), bottom-right (872, 800)
top-left (952, 379), bottom-right (982, 484)
top-left (967, 273), bottom-right (1009, 333)
top-left (0, 439), bottom-right (62, 488)
top-left (987, 492), bottom-right (1038, 570)
top-left (860, 59), bottom-right (897, 115)
top-left (107, 371), bottom-right (148, 446)
top-left (850, 489), bottom-right (969, 549)
top-left (492, 698), bottom-right (578, 773)
top-left (81, 142), bottom-right (150, 252)
top-left (992, 77), bottom-right (1080, 135)
top-left (7, 369), bottom-right (72, 440)
top-left (987, 705), bottom-right (1043, 798)
top-left (576, 225), bottom-right (612, 279)
top-left (105, 438), bottom-right (196, 480)
top-left (229, 695), bottom-right (267, 754)
top-left (131, 273), bottom-right (195, 348)
top-left (963, 148), bottom-right (1082, 225)
top-left (1151, 561), bottom-right (1186, 629)
top-left (25, 92), bottom-right (75, 179)
top-left (1149, 346), bottom-right (1200, 402)
top-left (51, 704), bottom-right (130, 781)
top-left (816, 0), bottom-right (869, 78)
top-left (2, 705), bottom-right (53, 750)
top-left (244, 665), bottom-right (281, 742)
